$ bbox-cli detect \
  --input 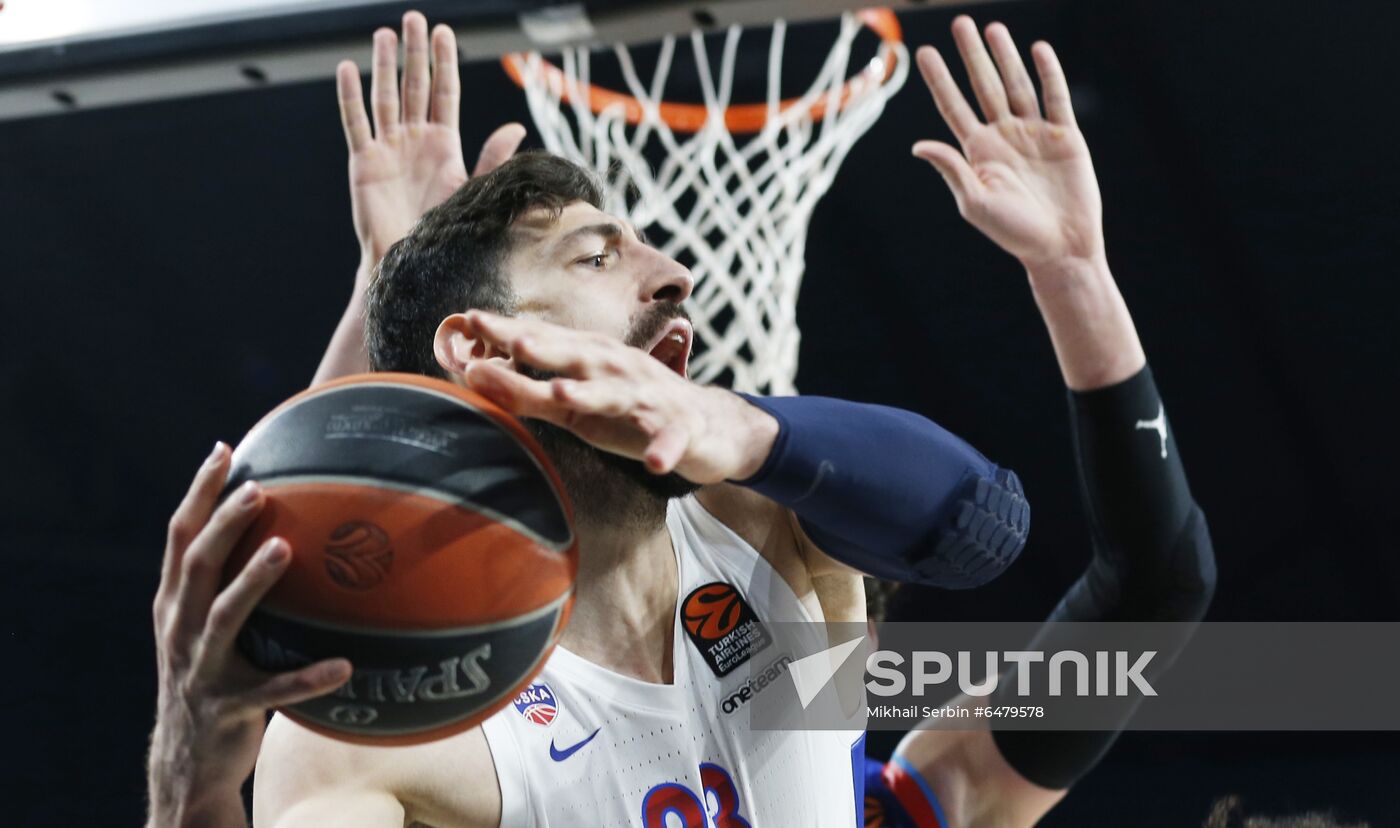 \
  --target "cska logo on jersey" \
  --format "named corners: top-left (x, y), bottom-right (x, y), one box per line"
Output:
top-left (512, 682), bottom-right (559, 726)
